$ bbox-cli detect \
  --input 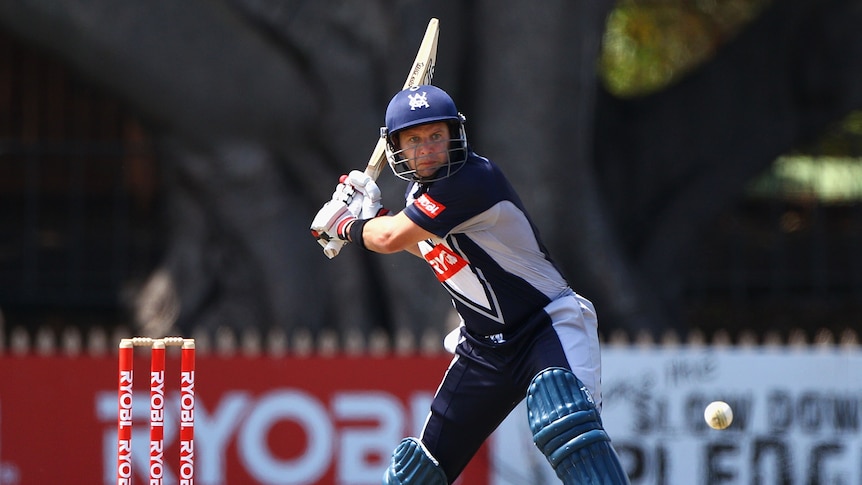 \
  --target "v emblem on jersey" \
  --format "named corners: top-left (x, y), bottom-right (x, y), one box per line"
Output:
top-left (424, 243), bottom-right (467, 282)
